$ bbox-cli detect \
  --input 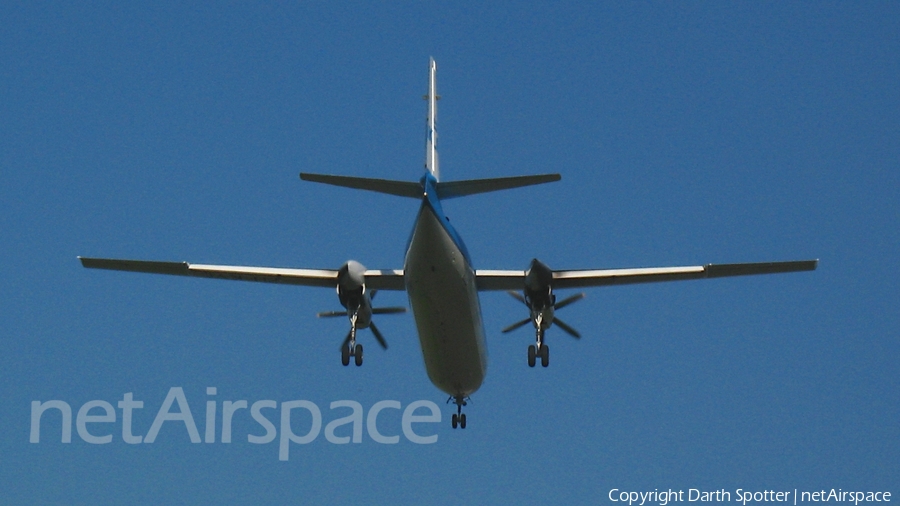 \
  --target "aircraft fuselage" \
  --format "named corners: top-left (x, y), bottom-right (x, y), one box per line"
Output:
top-left (404, 175), bottom-right (487, 399)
